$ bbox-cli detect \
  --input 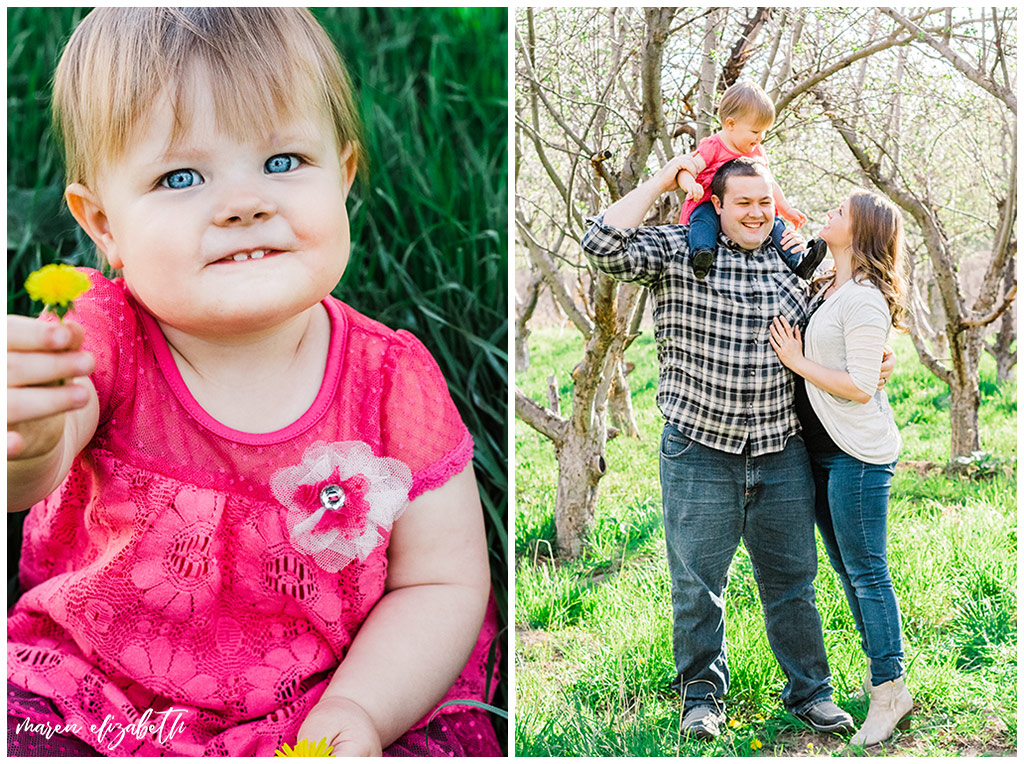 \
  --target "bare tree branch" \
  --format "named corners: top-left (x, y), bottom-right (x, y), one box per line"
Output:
top-left (515, 390), bottom-right (567, 445)
top-left (775, 29), bottom-right (914, 115)
top-left (516, 212), bottom-right (595, 335)
top-left (880, 7), bottom-right (1017, 113)
top-left (962, 283), bottom-right (1017, 328)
